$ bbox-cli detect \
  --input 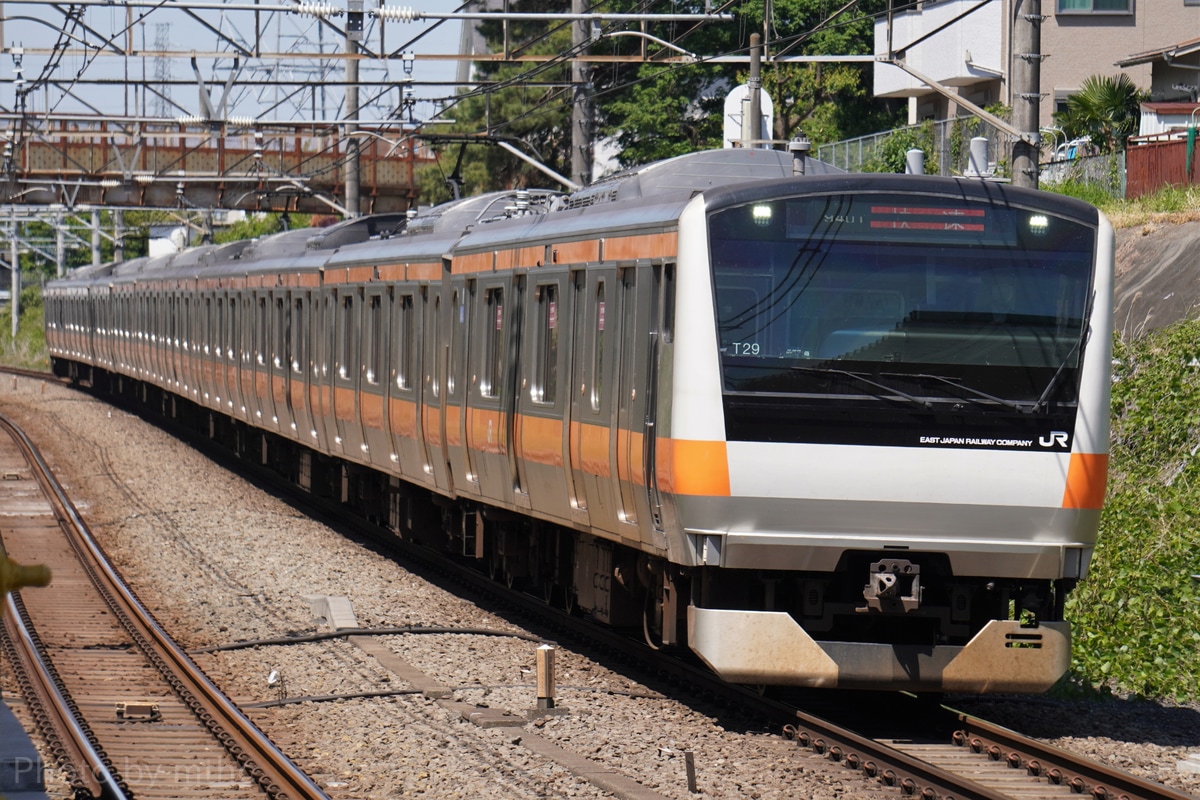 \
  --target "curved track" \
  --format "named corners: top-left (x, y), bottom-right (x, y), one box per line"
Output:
top-left (0, 409), bottom-right (329, 800)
